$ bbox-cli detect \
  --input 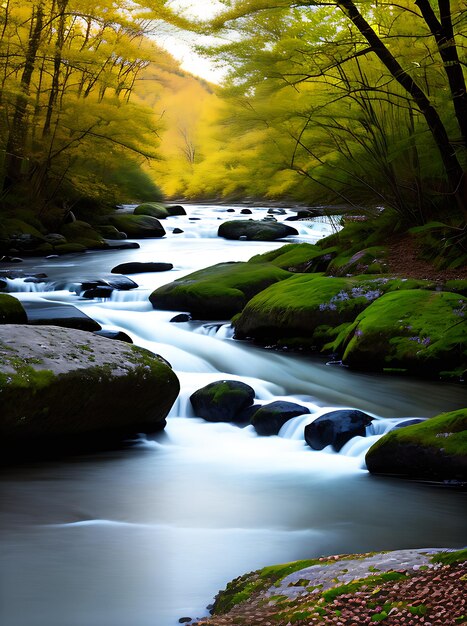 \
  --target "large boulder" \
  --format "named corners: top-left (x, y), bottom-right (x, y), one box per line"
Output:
top-left (0, 294), bottom-right (27, 324)
top-left (365, 409), bottom-right (467, 481)
top-left (304, 409), bottom-right (373, 452)
top-left (107, 214), bottom-right (166, 238)
top-left (133, 203), bottom-right (169, 219)
top-left (341, 290), bottom-right (467, 378)
top-left (111, 262), bottom-right (173, 274)
top-left (149, 261), bottom-right (292, 320)
top-left (60, 220), bottom-right (107, 249)
top-left (165, 205), bottom-right (187, 216)
top-left (251, 401), bottom-right (310, 436)
top-left (0, 325), bottom-right (180, 458)
top-left (233, 274), bottom-right (376, 349)
top-left (190, 380), bottom-right (255, 422)
top-left (218, 220), bottom-right (298, 241)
